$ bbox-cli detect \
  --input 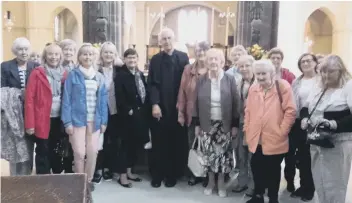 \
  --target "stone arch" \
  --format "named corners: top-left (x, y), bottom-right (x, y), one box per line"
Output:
top-left (52, 7), bottom-right (79, 42)
top-left (303, 7), bottom-right (336, 54)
